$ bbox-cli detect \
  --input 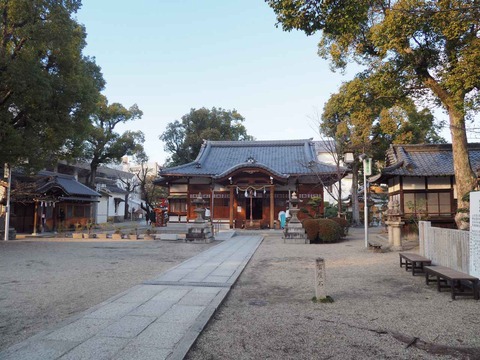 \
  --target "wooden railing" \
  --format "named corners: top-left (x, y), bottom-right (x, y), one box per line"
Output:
top-left (419, 221), bottom-right (470, 273)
